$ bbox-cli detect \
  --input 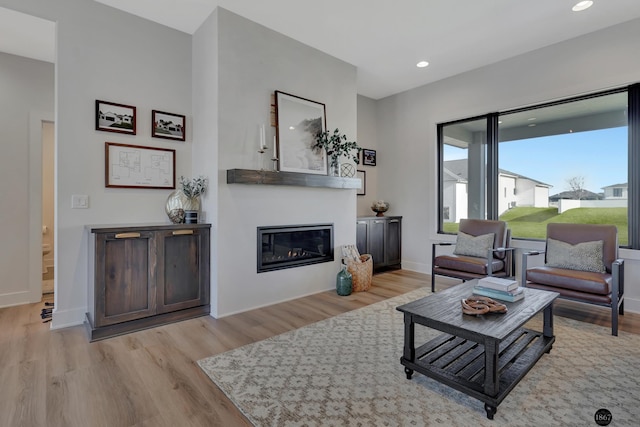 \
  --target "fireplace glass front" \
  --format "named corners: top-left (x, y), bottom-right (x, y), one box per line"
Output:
top-left (257, 224), bottom-right (334, 273)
